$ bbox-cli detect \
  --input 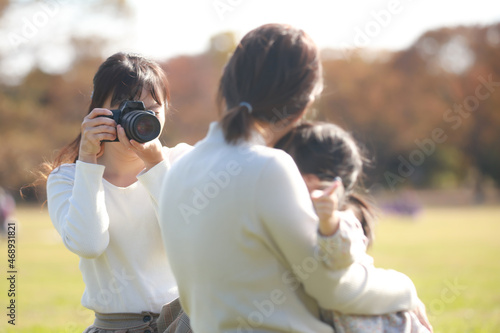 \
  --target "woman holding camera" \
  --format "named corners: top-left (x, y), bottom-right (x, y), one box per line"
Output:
top-left (45, 52), bottom-right (192, 333)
